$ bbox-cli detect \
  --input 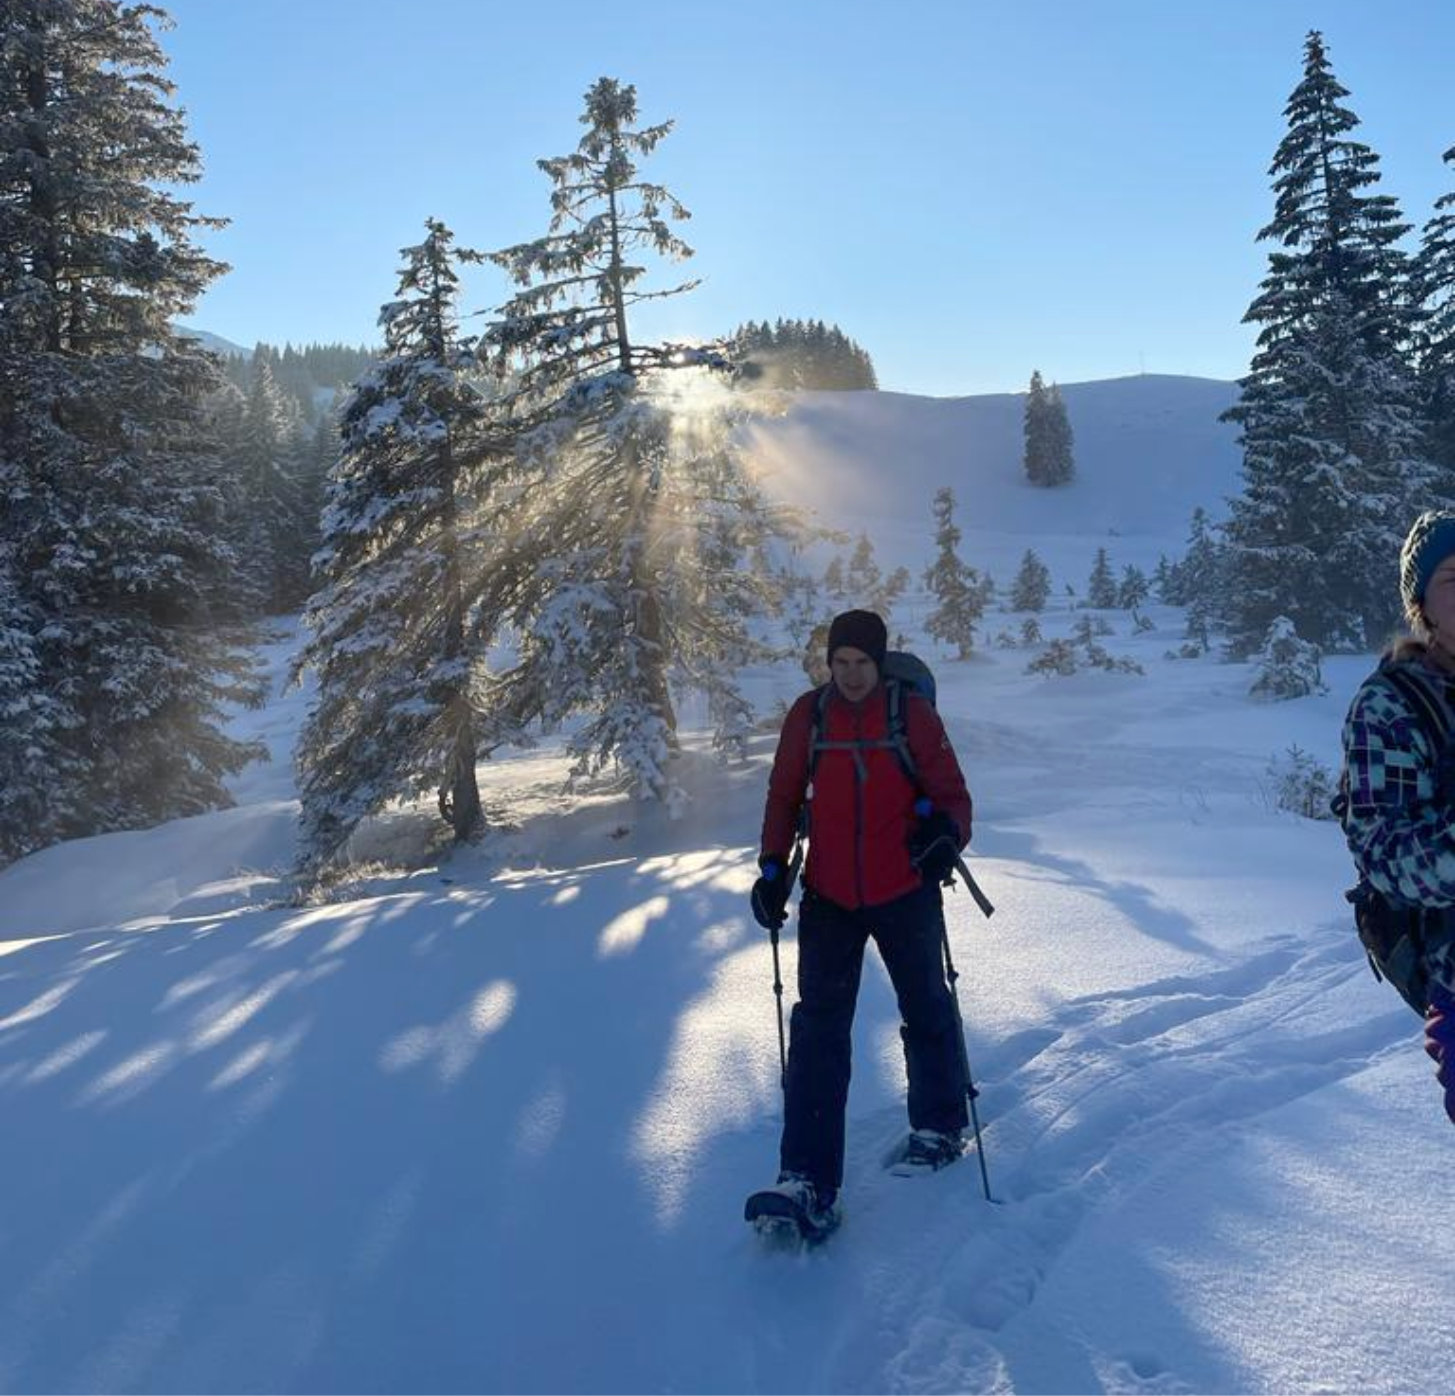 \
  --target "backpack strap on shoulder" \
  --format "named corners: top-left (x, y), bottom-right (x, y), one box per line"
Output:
top-left (1380, 665), bottom-right (1453, 751)
top-left (884, 676), bottom-right (918, 785)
